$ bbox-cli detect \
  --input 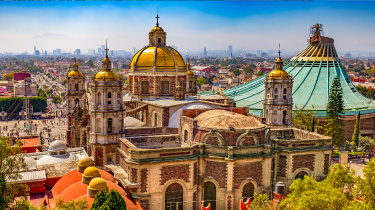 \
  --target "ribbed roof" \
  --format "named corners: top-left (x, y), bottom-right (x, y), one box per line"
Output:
top-left (202, 26), bottom-right (375, 117)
